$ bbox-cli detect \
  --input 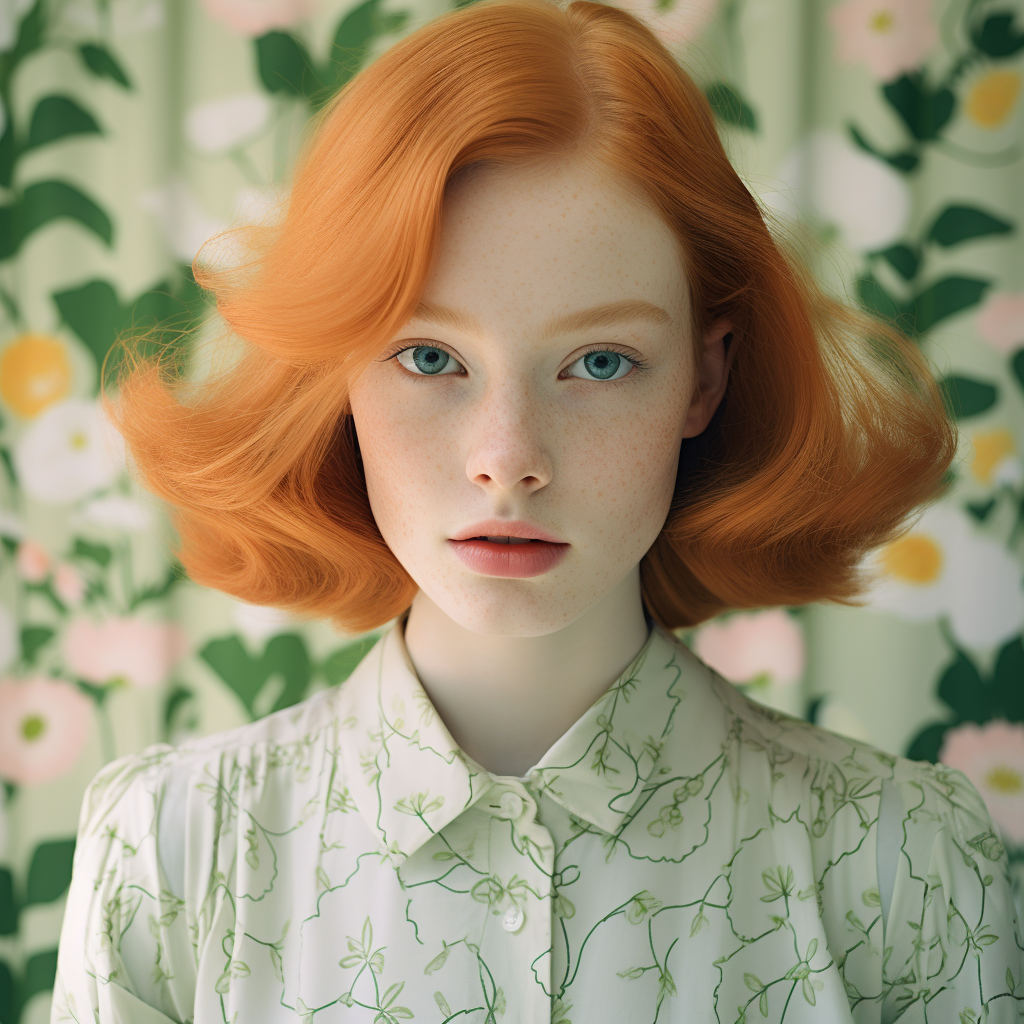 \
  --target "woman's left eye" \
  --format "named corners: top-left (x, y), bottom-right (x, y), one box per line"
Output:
top-left (396, 346), bottom-right (464, 376)
top-left (564, 350), bottom-right (634, 381)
